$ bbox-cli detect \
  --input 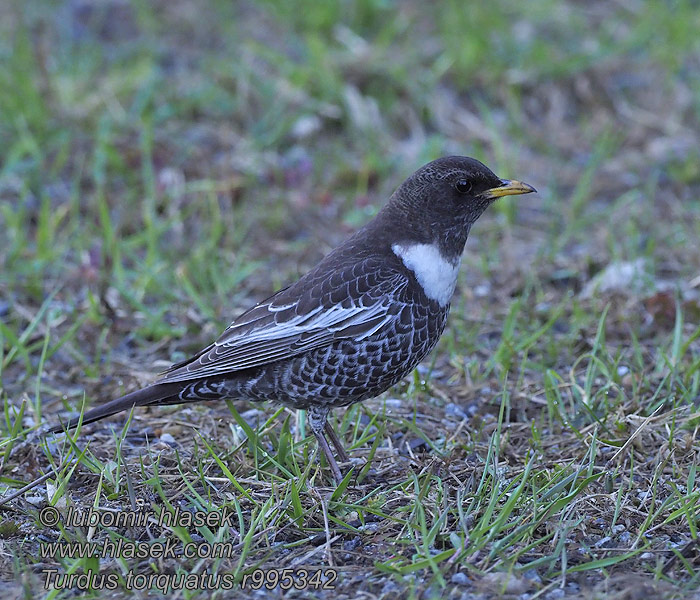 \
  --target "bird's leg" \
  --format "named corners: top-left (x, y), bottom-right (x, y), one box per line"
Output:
top-left (307, 405), bottom-right (343, 483)
top-left (323, 421), bottom-right (350, 463)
